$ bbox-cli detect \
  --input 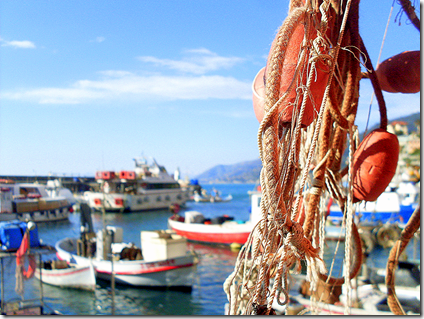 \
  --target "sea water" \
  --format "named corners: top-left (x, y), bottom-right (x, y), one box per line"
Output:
top-left (5, 183), bottom-right (420, 315)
